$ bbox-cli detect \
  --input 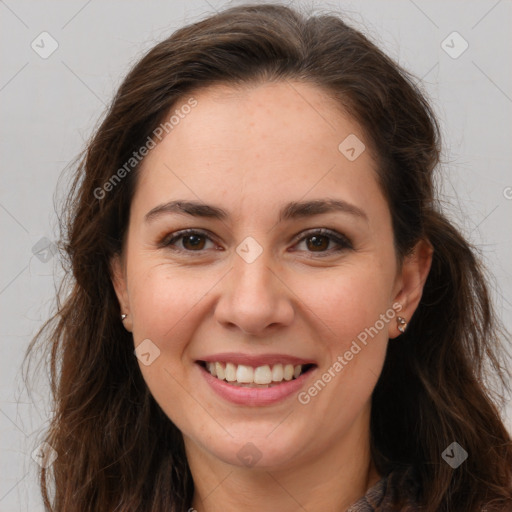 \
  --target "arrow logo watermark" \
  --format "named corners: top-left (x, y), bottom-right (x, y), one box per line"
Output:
top-left (134, 338), bottom-right (161, 366)
top-left (31, 31), bottom-right (59, 59)
top-left (31, 442), bottom-right (58, 468)
top-left (338, 134), bottom-right (366, 162)
top-left (237, 442), bottom-right (262, 467)
top-left (441, 31), bottom-right (469, 59)
top-left (31, 236), bottom-right (58, 263)
top-left (442, 441), bottom-right (468, 468)
top-left (236, 236), bottom-right (263, 264)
